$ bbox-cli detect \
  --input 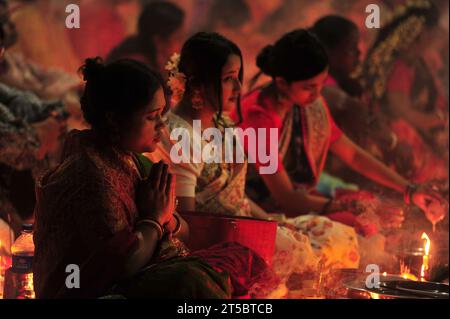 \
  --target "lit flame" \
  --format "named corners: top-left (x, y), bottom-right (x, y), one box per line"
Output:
top-left (420, 233), bottom-right (431, 281)
top-left (400, 261), bottom-right (419, 281)
top-left (370, 292), bottom-right (381, 299)
top-left (402, 273), bottom-right (419, 281)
